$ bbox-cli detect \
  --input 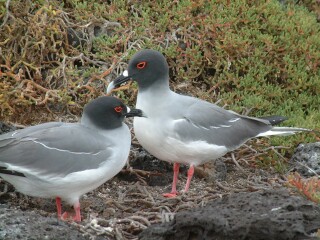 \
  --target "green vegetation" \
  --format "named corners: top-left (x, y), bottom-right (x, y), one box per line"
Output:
top-left (0, 0), bottom-right (319, 165)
